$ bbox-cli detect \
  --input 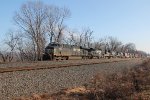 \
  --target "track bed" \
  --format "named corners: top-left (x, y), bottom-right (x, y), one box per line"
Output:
top-left (0, 58), bottom-right (145, 100)
top-left (0, 58), bottom-right (135, 73)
